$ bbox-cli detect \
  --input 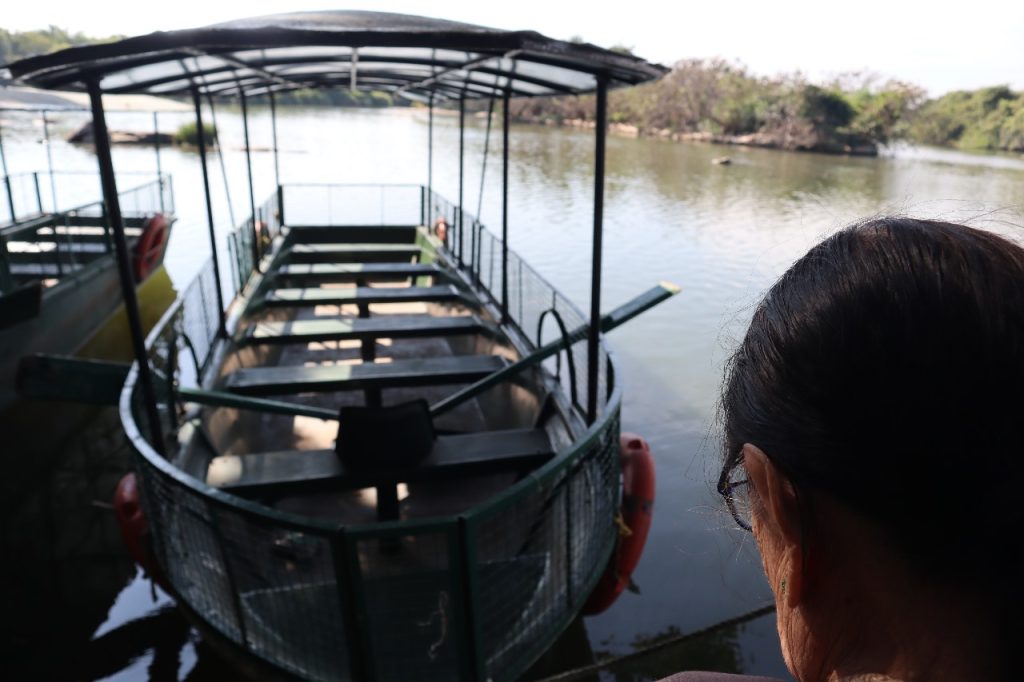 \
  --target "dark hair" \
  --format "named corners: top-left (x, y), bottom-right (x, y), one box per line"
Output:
top-left (720, 217), bottom-right (1024, 586)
